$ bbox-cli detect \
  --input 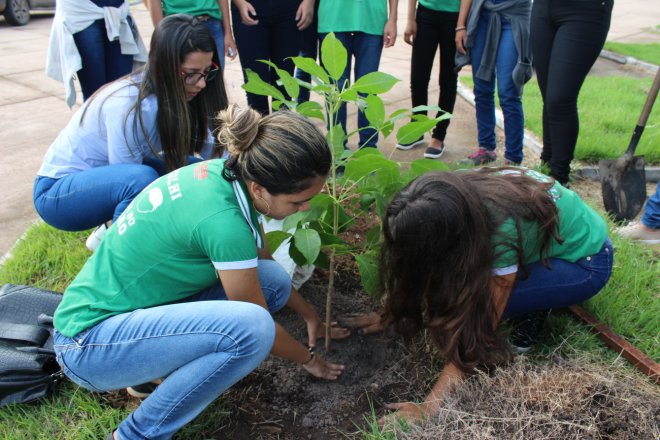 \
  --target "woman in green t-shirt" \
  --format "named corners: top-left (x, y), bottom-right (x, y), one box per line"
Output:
top-left (347, 168), bottom-right (613, 424)
top-left (53, 105), bottom-right (348, 439)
